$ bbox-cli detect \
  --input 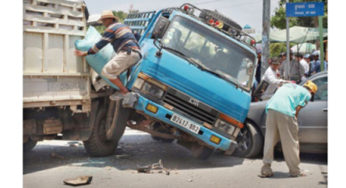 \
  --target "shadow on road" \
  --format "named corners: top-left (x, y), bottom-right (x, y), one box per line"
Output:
top-left (24, 134), bottom-right (245, 174)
